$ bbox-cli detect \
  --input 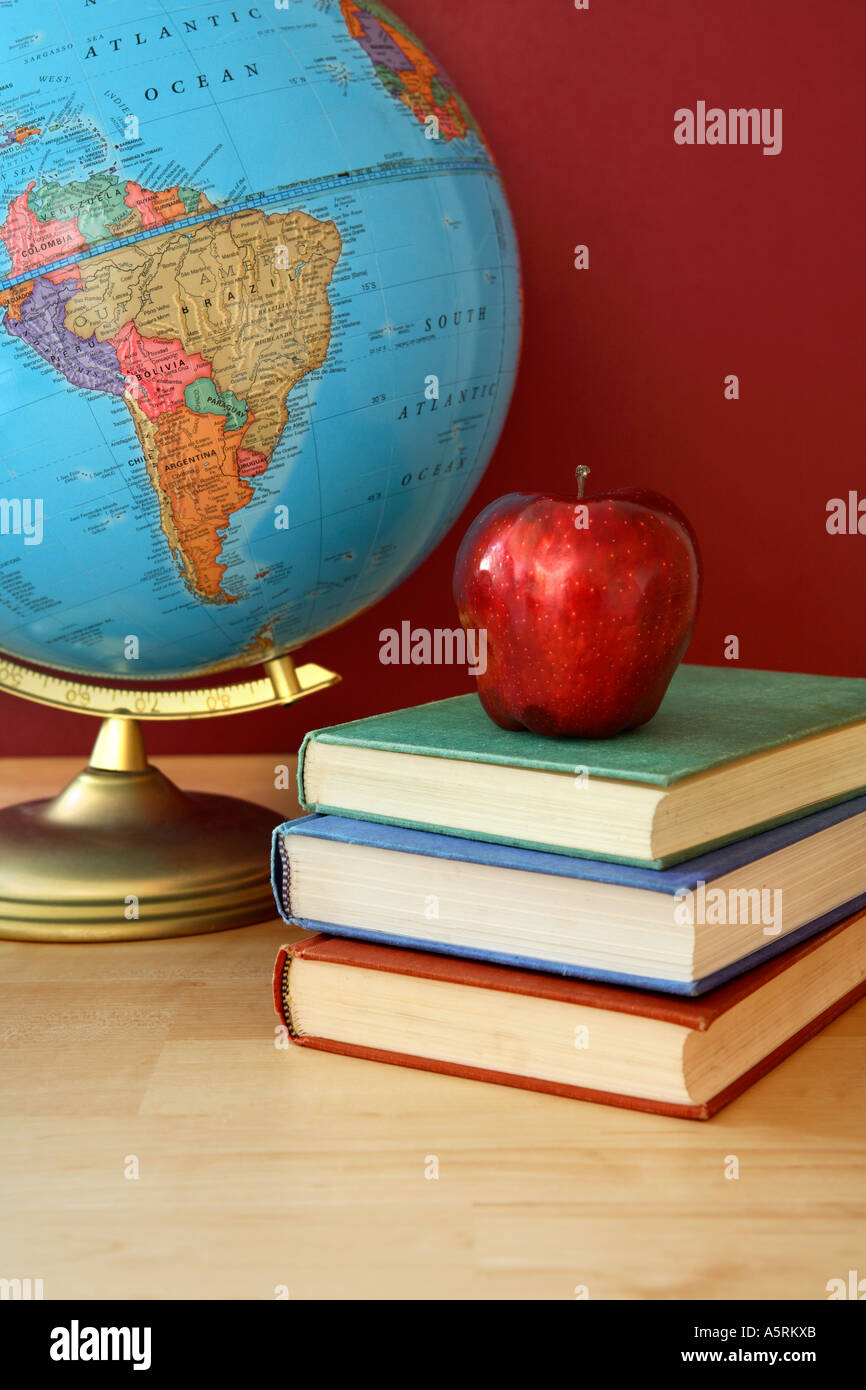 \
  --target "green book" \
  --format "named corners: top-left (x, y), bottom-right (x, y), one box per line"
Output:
top-left (297, 665), bottom-right (866, 867)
